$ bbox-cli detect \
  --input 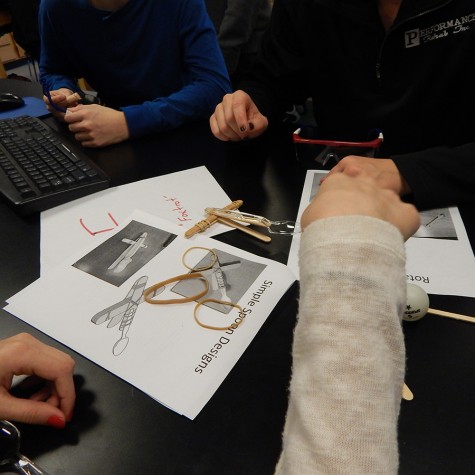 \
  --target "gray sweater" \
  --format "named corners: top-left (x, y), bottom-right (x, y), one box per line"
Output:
top-left (276, 215), bottom-right (406, 474)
